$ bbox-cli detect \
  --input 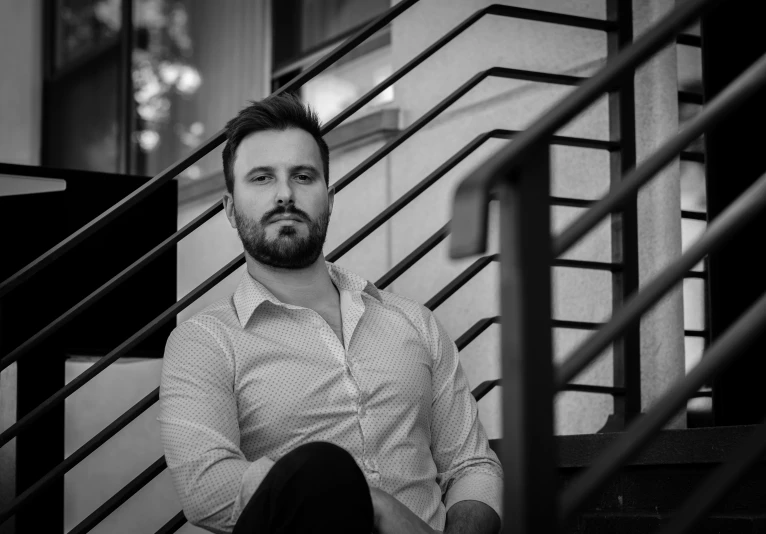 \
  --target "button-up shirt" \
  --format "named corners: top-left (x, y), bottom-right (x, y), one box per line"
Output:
top-left (159, 262), bottom-right (503, 533)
